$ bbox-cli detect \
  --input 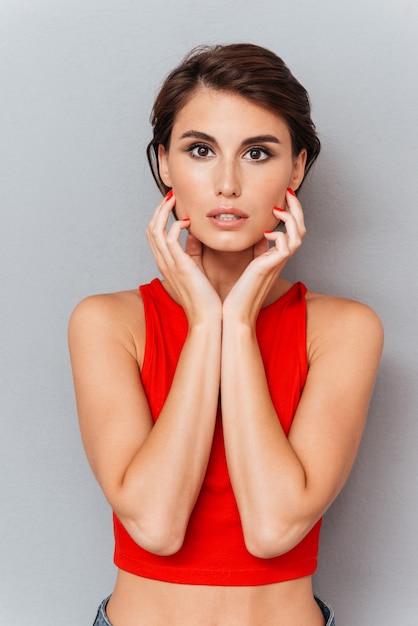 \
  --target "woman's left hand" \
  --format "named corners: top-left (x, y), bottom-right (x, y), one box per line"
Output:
top-left (223, 189), bottom-right (306, 325)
